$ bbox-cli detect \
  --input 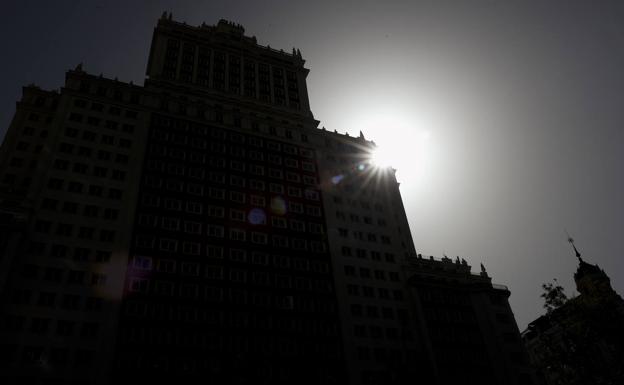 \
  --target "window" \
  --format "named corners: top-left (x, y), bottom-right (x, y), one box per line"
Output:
top-left (230, 191), bottom-right (245, 203)
top-left (285, 172), bottom-right (300, 183)
top-left (271, 217), bottom-right (287, 228)
top-left (362, 286), bottom-right (375, 297)
top-left (181, 262), bottom-right (200, 276)
top-left (269, 183), bottom-right (284, 193)
top-left (207, 225), bottom-right (224, 238)
top-left (251, 232), bottom-right (268, 244)
top-left (251, 252), bottom-right (269, 265)
top-left (308, 222), bottom-right (324, 234)
top-left (292, 238), bottom-right (307, 250)
top-left (161, 217), bottom-right (180, 231)
top-left (230, 160), bottom-right (245, 171)
top-left (289, 219), bottom-right (305, 232)
top-left (182, 242), bottom-right (201, 255)
top-left (208, 187), bottom-right (225, 199)
top-left (250, 180), bottom-right (265, 191)
top-left (230, 228), bottom-right (246, 241)
top-left (185, 201), bottom-right (203, 214)
top-left (304, 189), bottom-right (320, 201)
top-left (132, 256), bottom-right (153, 270)
top-left (205, 266), bottom-right (224, 280)
top-left (184, 221), bottom-right (202, 234)
top-left (129, 278), bottom-right (149, 293)
top-left (344, 265), bottom-right (356, 276)
top-left (272, 235), bottom-right (288, 248)
top-left (164, 198), bottom-right (182, 211)
top-left (303, 175), bottom-right (317, 185)
top-left (99, 230), bottom-right (115, 242)
top-left (289, 202), bottom-right (303, 214)
top-left (250, 195), bottom-right (266, 206)
top-left (157, 259), bottom-right (176, 273)
top-left (287, 187), bottom-right (302, 197)
top-left (159, 238), bottom-right (177, 252)
top-left (306, 205), bottom-right (321, 217)
top-left (230, 175), bottom-right (245, 187)
top-left (206, 245), bottom-right (224, 258)
top-left (108, 188), bottom-right (122, 200)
